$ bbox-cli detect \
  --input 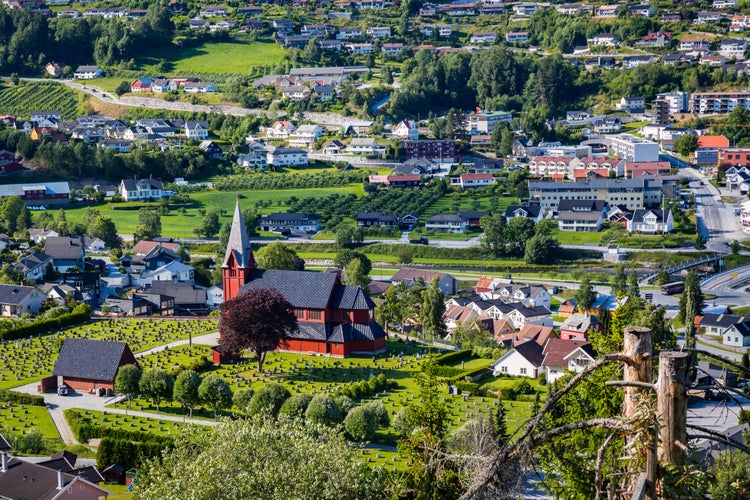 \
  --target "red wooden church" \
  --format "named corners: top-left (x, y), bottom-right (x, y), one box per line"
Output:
top-left (216, 203), bottom-right (387, 361)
